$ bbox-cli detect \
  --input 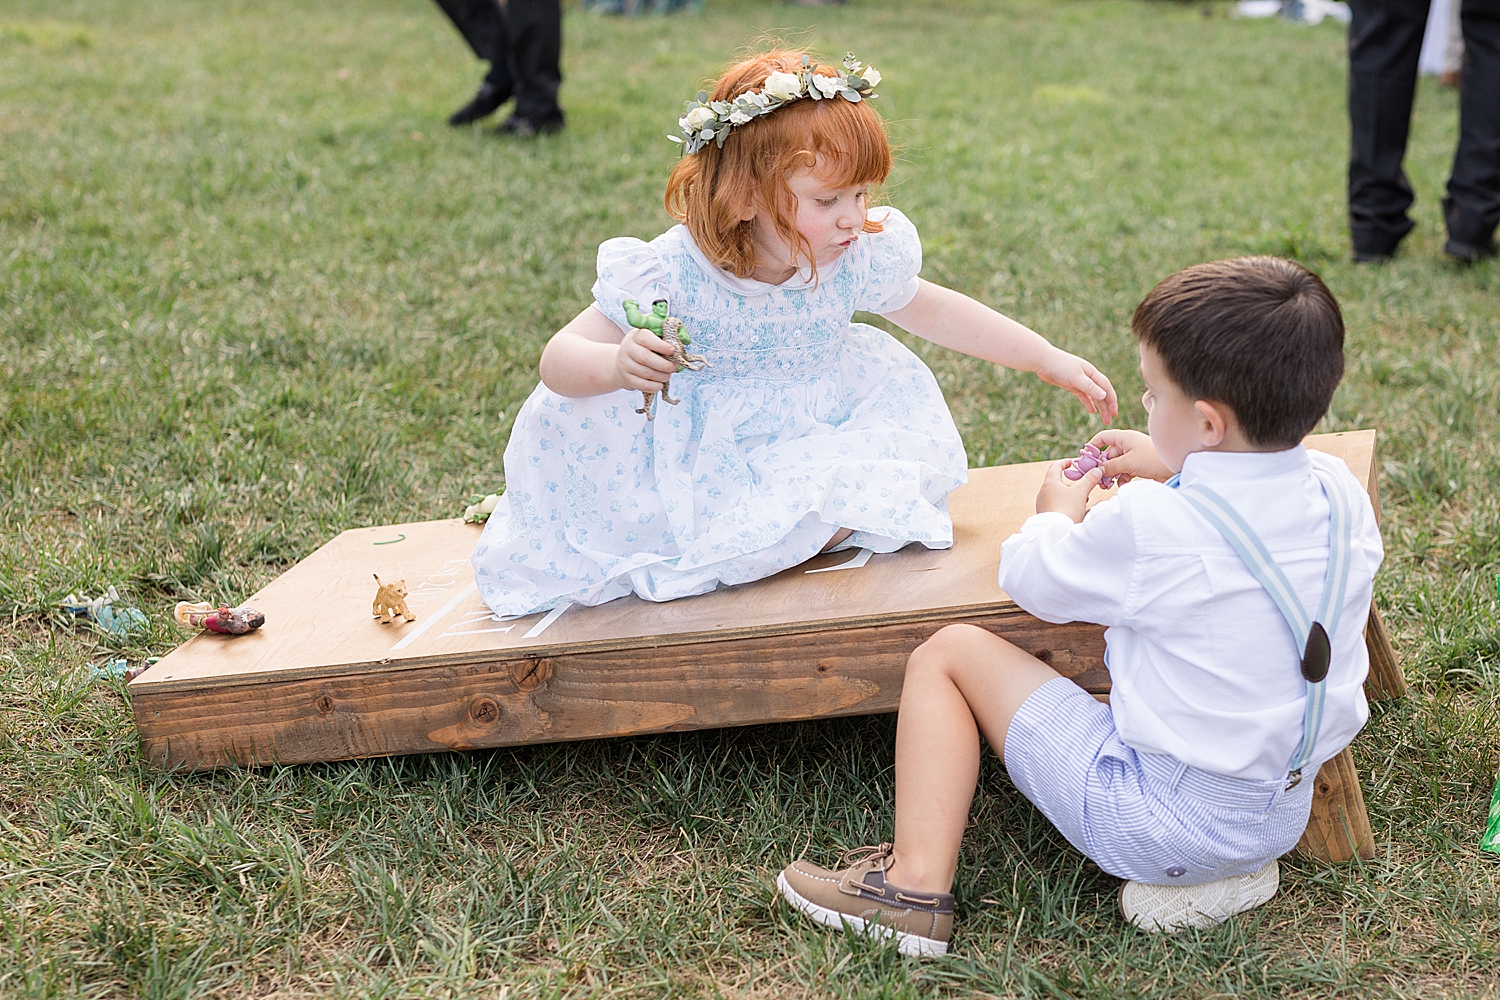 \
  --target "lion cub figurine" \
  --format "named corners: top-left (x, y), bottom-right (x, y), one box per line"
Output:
top-left (372, 574), bottom-right (416, 625)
